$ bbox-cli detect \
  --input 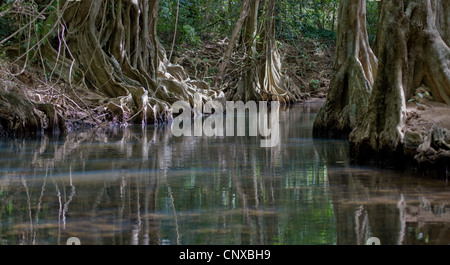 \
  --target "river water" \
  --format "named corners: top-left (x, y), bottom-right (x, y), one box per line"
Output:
top-left (0, 102), bottom-right (449, 245)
